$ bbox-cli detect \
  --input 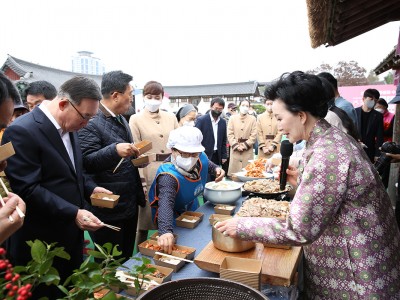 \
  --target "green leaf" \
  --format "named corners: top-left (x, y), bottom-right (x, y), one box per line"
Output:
top-left (53, 248), bottom-right (71, 260)
top-left (57, 285), bottom-right (70, 295)
top-left (87, 250), bottom-right (106, 259)
top-left (38, 258), bottom-right (53, 275)
top-left (94, 243), bottom-right (108, 257)
top-left (111, 244), bottom-right (122, 257)
top-left (31, 239), bottom-right (46, 263)
top-left (40, 274), bottom-right (60, 285)
top-left (102, 242), bottom-right (113, 253)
